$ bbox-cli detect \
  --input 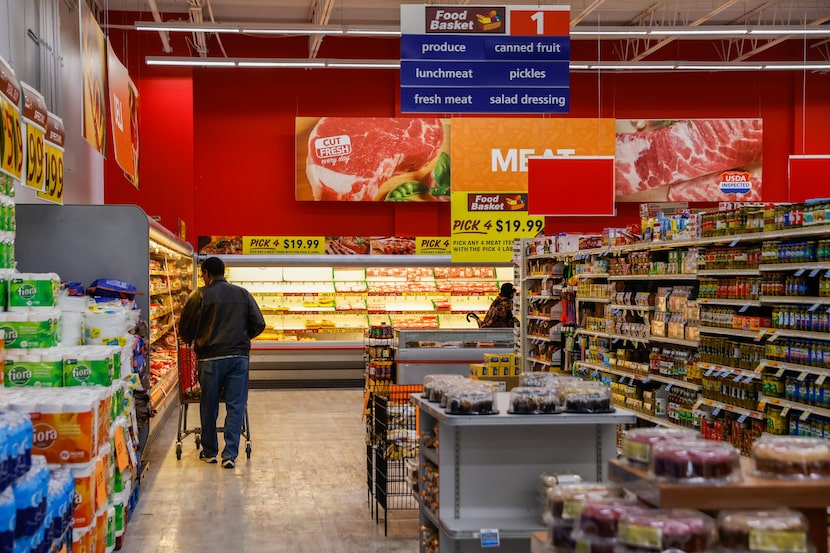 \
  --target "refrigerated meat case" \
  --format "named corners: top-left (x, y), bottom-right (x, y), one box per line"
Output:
top-left (215, 254), bottom-right (513, 388)
top-left (15, 204), bottom-right (196, 453)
